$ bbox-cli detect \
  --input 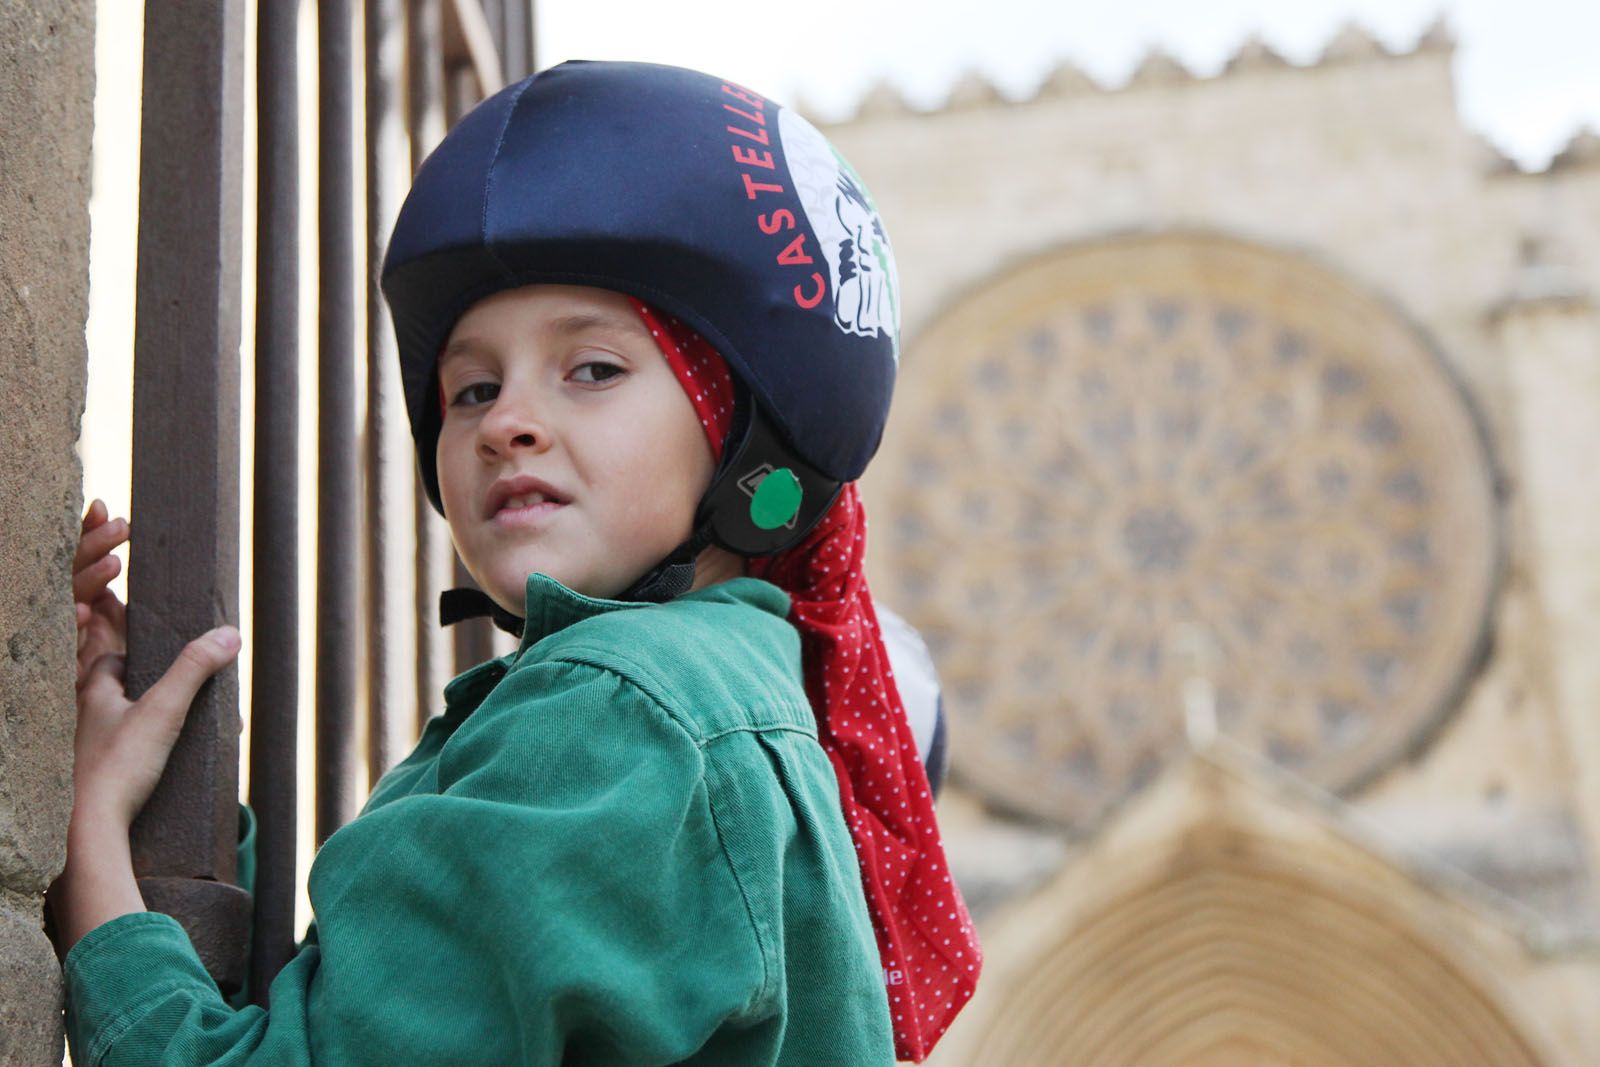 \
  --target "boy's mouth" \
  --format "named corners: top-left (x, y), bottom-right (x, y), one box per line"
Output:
top-left (485, 475), bottom-right (569, 519)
